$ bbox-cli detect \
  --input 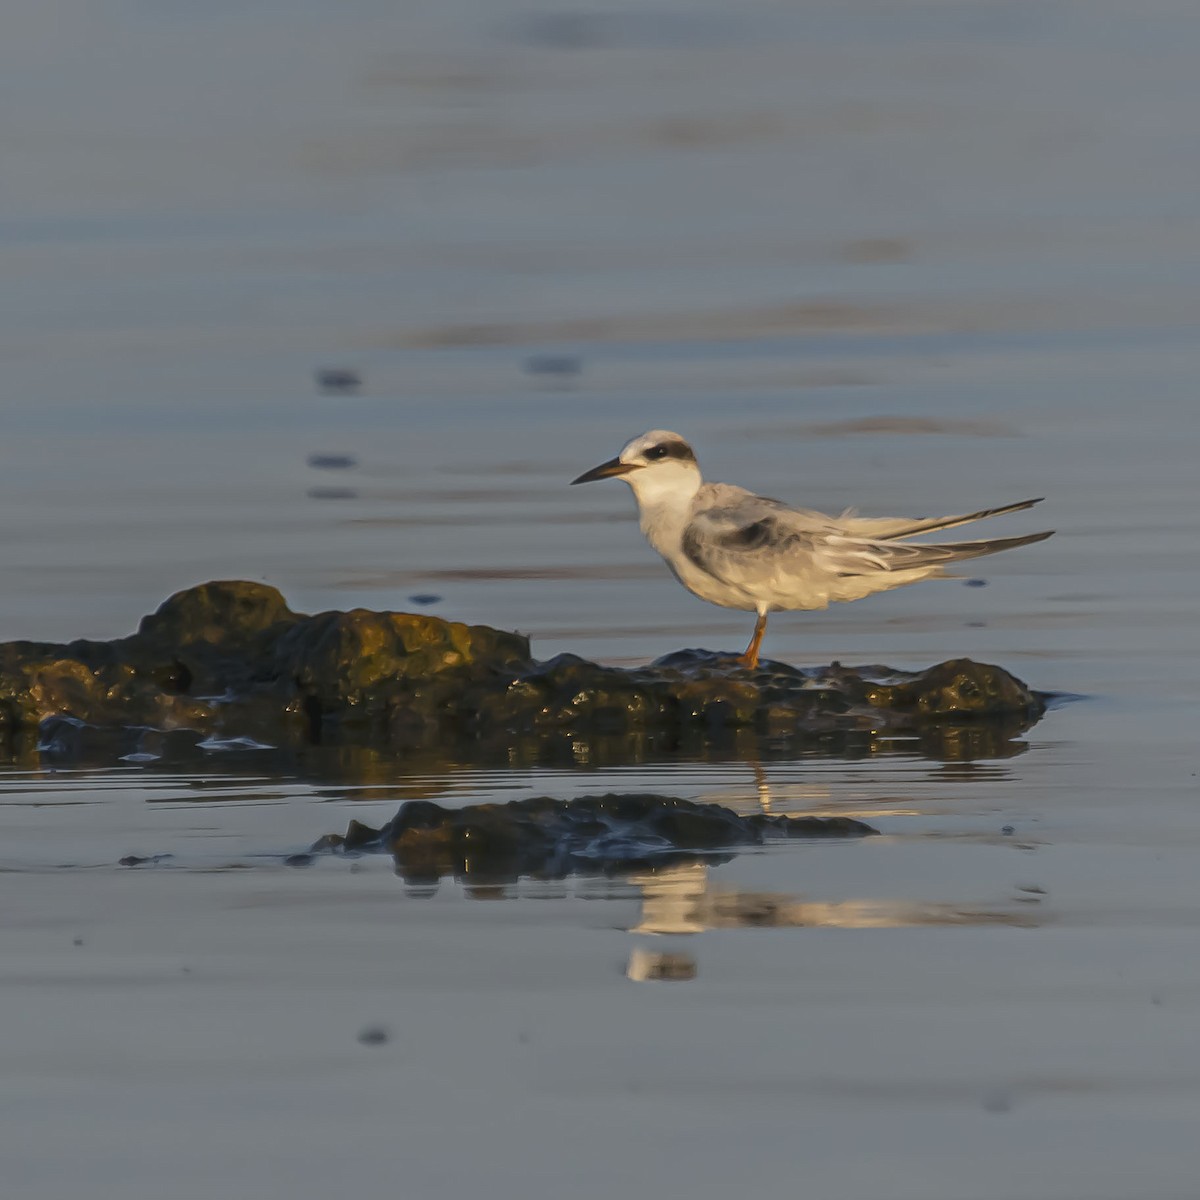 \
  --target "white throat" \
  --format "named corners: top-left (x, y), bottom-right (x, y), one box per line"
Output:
top-left (624, 463), bottom-right (702, 557)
